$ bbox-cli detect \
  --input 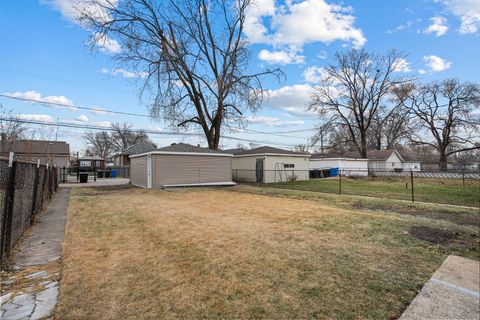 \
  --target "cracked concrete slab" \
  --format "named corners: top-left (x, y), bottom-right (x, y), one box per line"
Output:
top-left (1, 188), bottom-right (69, 320)
top-left (400, 255), bottom-right (480, 320)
